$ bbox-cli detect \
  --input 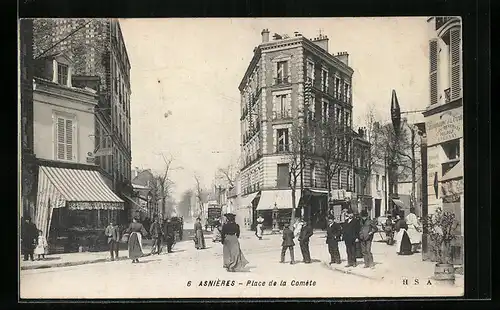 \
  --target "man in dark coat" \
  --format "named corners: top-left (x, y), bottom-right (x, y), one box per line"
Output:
top-left (326, 217), bottom-right (342, 264)
top-left (149, 217), bottom-right (163, 255)
top-left (342, 210), bottom-right (360, 267)
top-left (105, 220), bottom-right (120, 260)
top-left (359, 210), bottom-right (378, 268)
top-left (280, 223), bottom-right (295, 264)
top-left (298, 220), bottom-right (313, 264)
top-left (164, 218), bottom-right (175, 253)
top-left (21, 216), bottom-right (38, 261)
